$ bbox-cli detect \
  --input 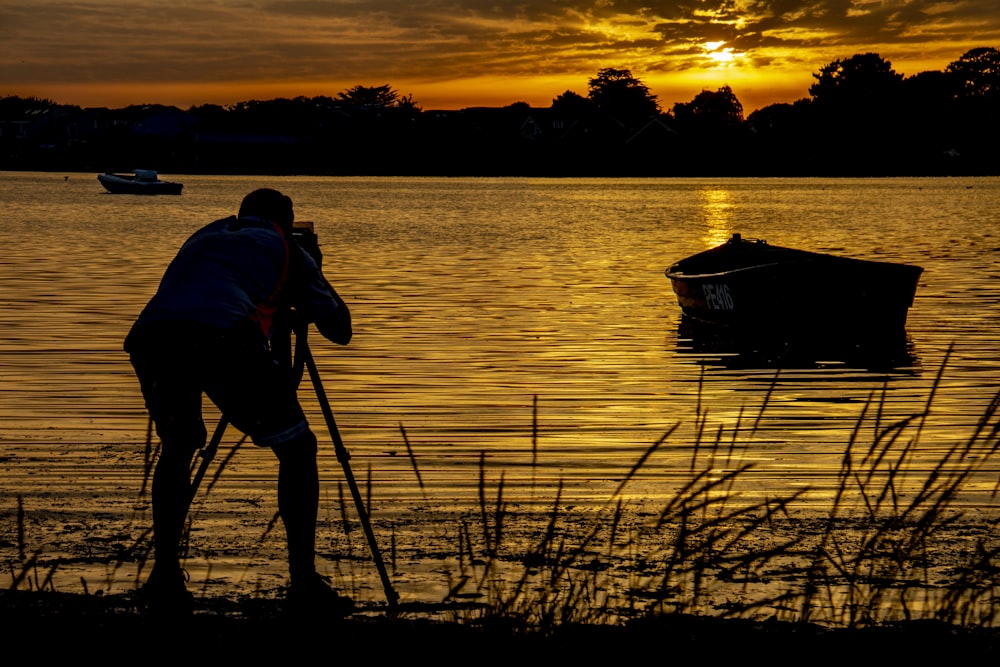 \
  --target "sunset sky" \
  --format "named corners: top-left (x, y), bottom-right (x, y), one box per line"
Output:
top-left (3, 1), bottom-right (998, 114)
